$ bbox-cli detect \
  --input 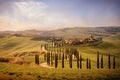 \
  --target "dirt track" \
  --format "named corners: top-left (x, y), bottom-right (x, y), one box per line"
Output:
top-left (40, 62), bottom-right (54, 68)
